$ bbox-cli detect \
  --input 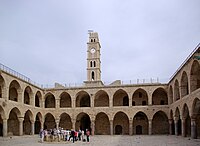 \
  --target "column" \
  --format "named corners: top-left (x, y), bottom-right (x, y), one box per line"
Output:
top-left (129, 120), bottom-right (133, 135)
top-left (3, 119), bottom-right (7, 137)
top-left (91, 94), bottom-right (94, 108)
top-left (191, 118), bottom-right (197, 139)
top-left (41, 120), bottom-right (44, 130)
top-left (31, 121), bottom-right (35, 135)
top-left (19, 117), bottom-right (24, 136)
top-left (169, 119), bottom-right (173, 135)
top-left (174, 119), bottom-right (178, 136)
top-left (56, 99), bottom-right (60, 109)
top-left (91, 121), bottom-right (95, 136)
top-left (110, 120), bottom-right (113, 135)
top-left (181, 118), bottom-right (186, 137)
top-left (148, 119), bottom-right (152, 135)
top-left (72, 119), bottom-right (76, 130)
top-left (56, 119), bottom-right (59, 129)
